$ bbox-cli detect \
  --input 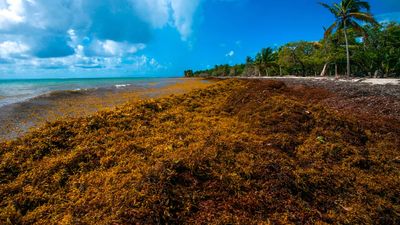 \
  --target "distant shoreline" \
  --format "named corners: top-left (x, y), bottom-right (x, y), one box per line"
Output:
top-left (0, 78), bottom-right (211, 141)
top-left (0, 77), bottom-right (184, 108)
